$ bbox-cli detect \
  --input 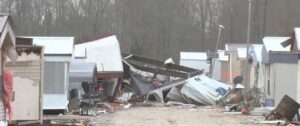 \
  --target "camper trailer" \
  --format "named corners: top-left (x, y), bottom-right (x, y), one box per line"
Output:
top-left (261, 37), bottom-right (299, 106)
top-left (30, 37), bottom-right (74, 111)
top-left (74, 35), bottom-right (123, 100)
